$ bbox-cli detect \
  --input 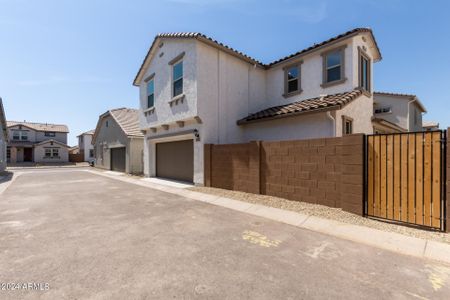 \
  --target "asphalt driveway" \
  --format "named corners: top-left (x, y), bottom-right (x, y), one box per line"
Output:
top-left (0, 169), bottom-right (449, 299)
